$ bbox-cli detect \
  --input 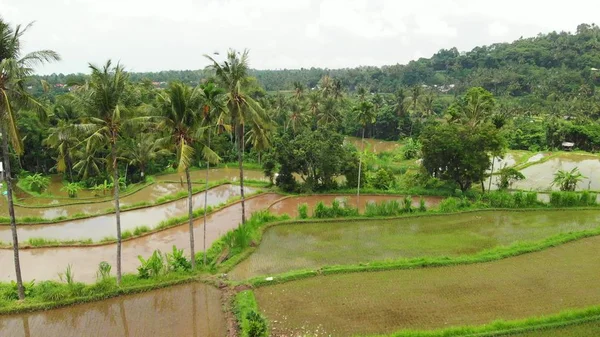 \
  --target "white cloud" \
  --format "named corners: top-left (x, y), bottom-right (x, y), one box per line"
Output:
top-left (489, 22), bottom-right (509, 37)
top-left (1, 0), bottom-right (600, 74)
